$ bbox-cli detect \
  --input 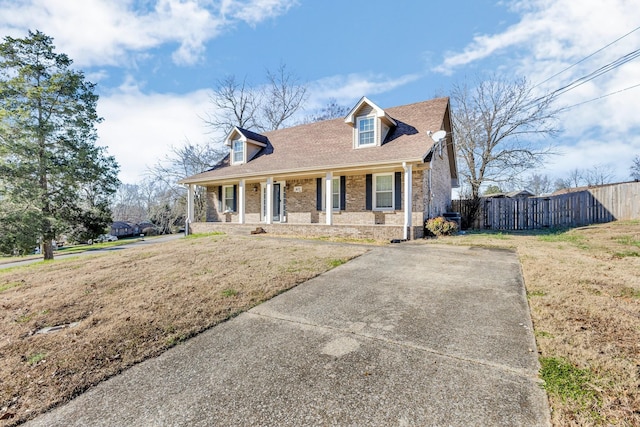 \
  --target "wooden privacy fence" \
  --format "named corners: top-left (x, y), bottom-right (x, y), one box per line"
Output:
top-left (452, 181), bottom-right (640, 230)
